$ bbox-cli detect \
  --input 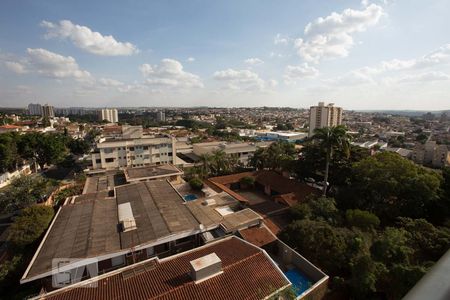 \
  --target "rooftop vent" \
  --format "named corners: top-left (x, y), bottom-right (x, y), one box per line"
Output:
top-left (190, 253), bottom-right (223, 283)
top-left (202, 198), bottom-right (216, 206)
top-left (118, 202), bottom-right (137, 232)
